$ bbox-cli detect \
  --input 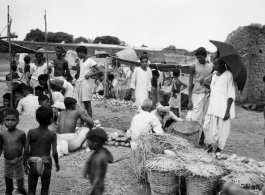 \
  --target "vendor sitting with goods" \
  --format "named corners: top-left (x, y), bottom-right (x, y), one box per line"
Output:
top-left (126, 99), bottom-right (164, 149)
top-left (57, 97), bottom-right (94, 156)
top-left (151, 102), bottom-right (183, 133)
